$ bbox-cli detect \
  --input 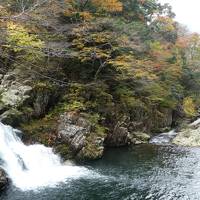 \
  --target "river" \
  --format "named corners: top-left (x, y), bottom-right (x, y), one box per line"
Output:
top-left (1, 144), bottom-right (200, 200)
